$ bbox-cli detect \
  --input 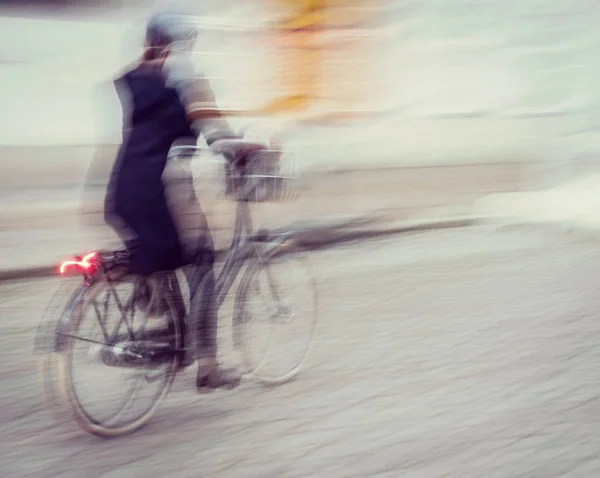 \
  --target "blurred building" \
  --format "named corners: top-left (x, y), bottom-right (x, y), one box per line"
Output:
top-left (0, 0), bottom-right (599, 177)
